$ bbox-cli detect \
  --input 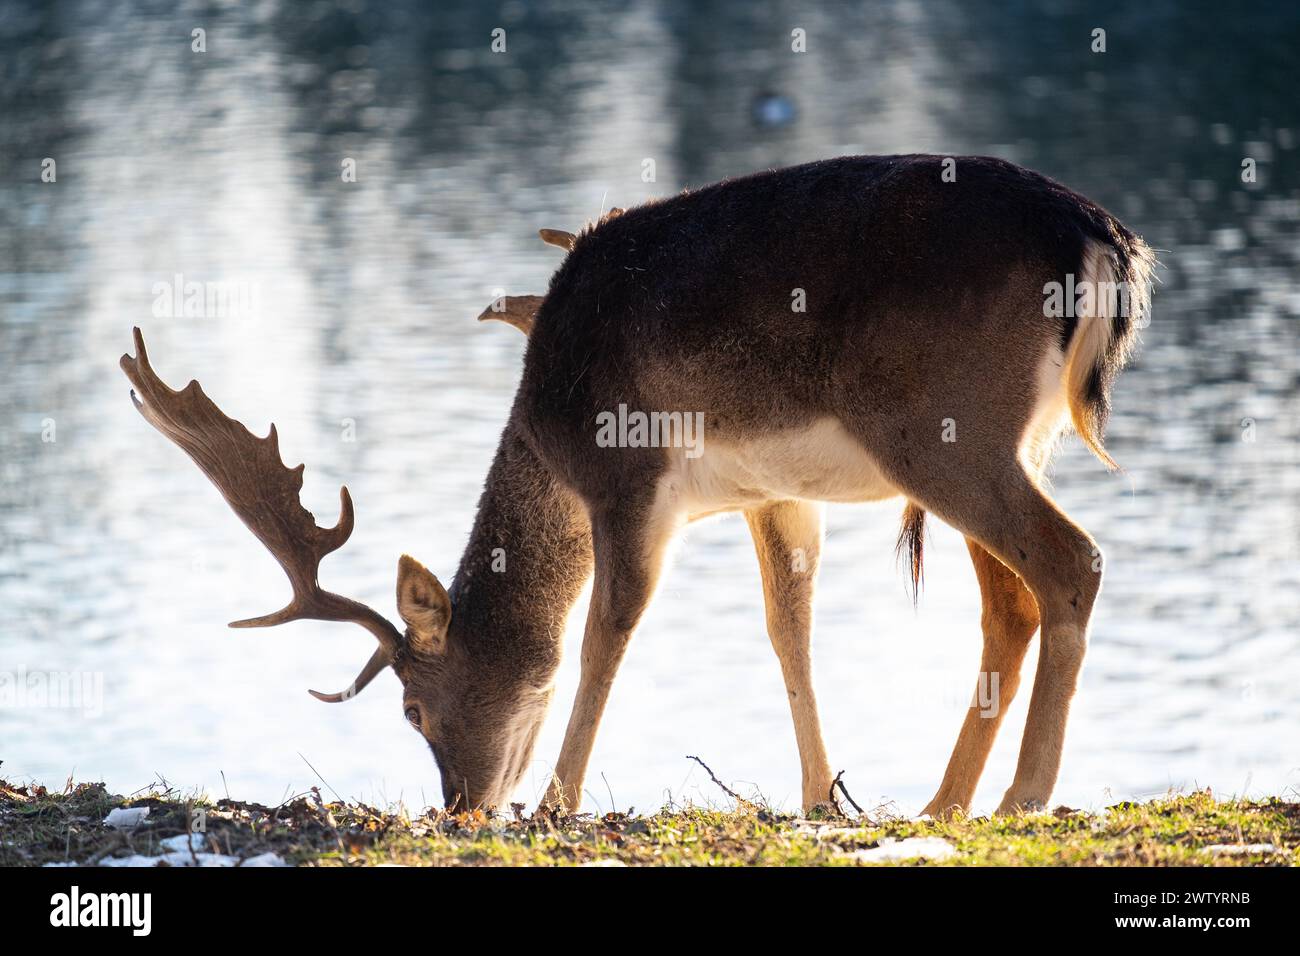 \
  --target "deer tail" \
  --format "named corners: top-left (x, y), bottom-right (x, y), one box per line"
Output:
top-left (1064, 231), bottom-right (1157, 470)
top-left (896, 502), bottom-right (927, 605)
